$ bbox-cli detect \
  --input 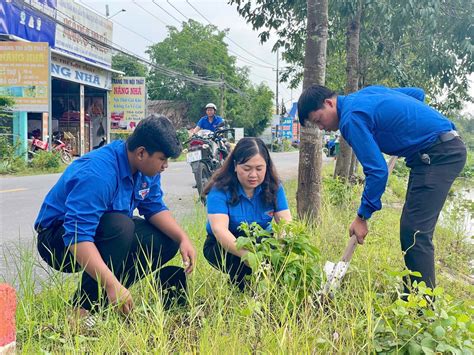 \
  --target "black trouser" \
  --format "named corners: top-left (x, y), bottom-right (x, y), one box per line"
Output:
top-left (401, 137), bottom-right (466, 292)
top-left (37, 213), bottom-right (186, 311)
top-left (203, 235), bottom-right (252, 291)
